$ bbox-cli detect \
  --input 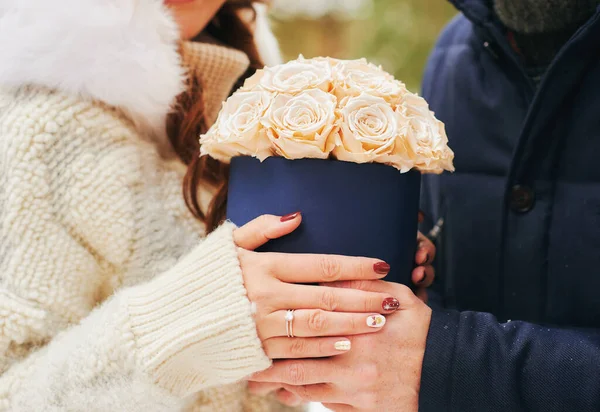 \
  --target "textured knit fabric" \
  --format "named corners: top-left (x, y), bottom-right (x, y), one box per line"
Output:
top-left (494, 0), bottom-right (599, 33)
top-left (181, 42), bottom-right (251, 126)
top-left (0, 1), bottom-right (296, 411)
top-left (418, 0), bottom-right (600, 411)
top-left (494, 0), bottom-right (600, 67)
